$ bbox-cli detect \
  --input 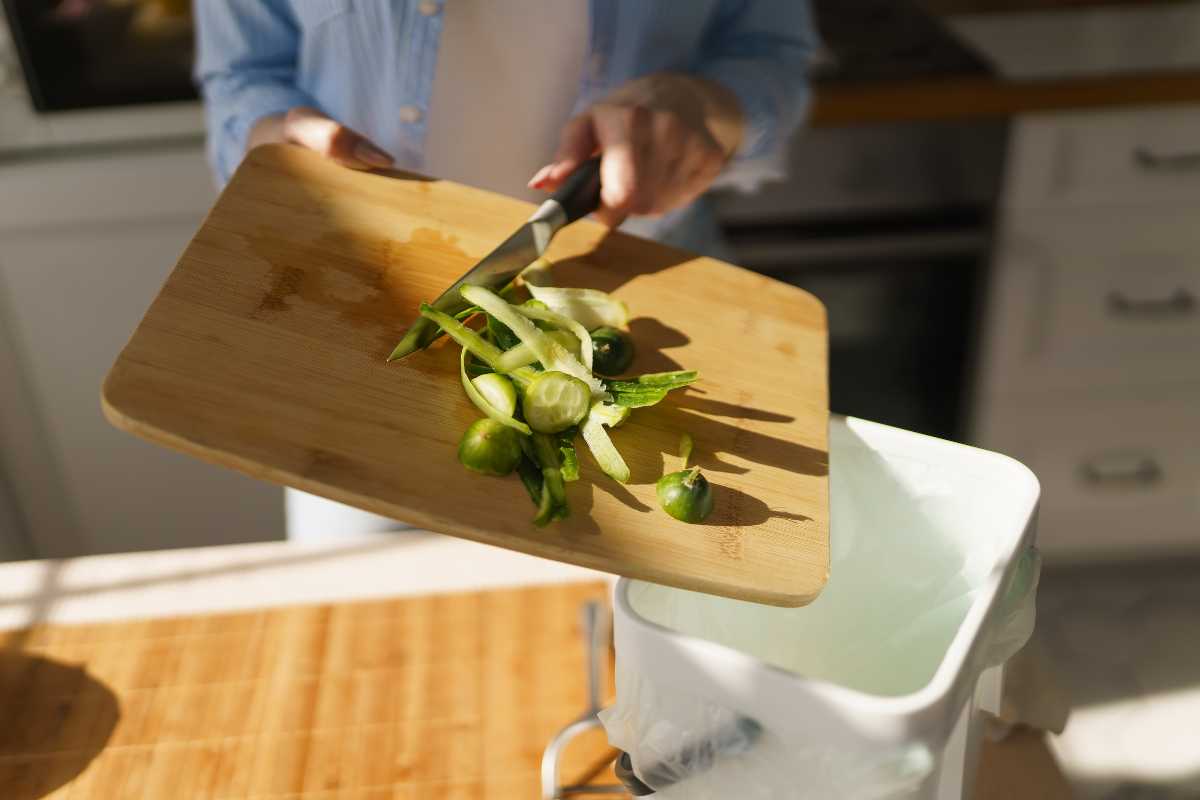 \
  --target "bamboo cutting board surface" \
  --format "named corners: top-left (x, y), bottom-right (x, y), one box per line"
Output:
top-left (0, 582), bottom-right (1071, 799)
top-left (101, 144), bottom-right (830, 607)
